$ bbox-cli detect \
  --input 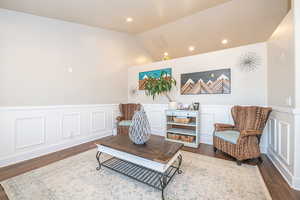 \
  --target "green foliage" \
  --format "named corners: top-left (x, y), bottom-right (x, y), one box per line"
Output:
top-left (144, 71), bottom-right (176, 101)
